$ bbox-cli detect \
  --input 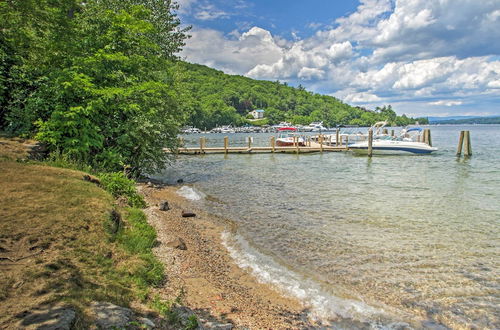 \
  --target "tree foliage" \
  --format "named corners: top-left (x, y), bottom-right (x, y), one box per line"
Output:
top-left (174, 62), bottom-right (428, 129)
top-left (1, 0), bottom-right (188, 175)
